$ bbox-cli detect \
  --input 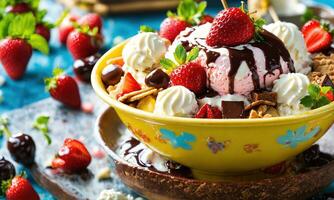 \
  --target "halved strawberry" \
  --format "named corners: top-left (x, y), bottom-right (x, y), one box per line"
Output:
top-left (302, 20), bottom-right (333, 53)
top-left (117, 73), bottom-right (141, 98)
top-left (195, 104), bottom-right (222, 119)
